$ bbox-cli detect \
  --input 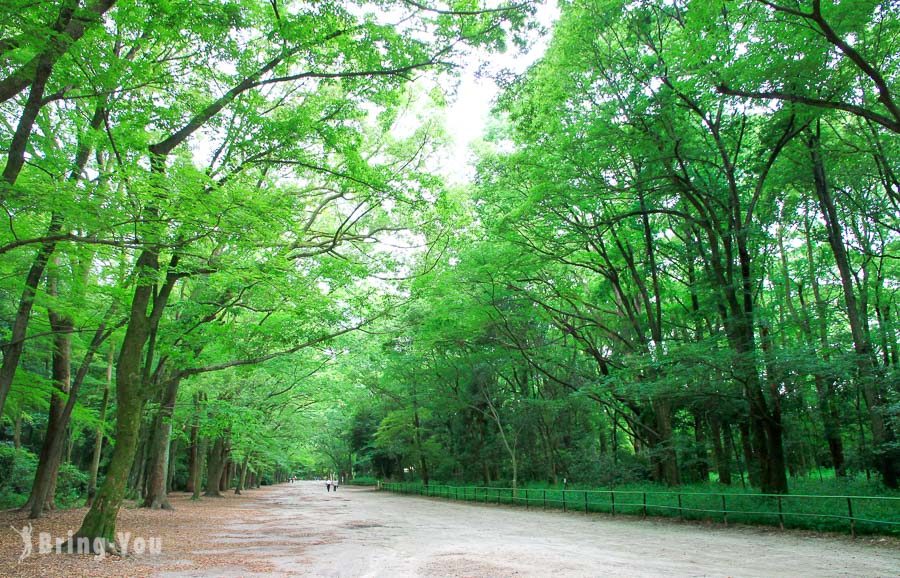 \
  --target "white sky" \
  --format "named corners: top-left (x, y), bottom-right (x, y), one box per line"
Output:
top-left (439, 1), bottom-right (559, 183)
